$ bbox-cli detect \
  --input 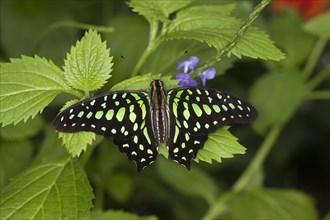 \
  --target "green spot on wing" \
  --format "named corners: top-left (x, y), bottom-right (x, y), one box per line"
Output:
top-left (137, 100), bottom-right (147, 118)
top-left (95, 111), bottom-right (103, 119)
top-left (192, 104), bottom-right (203, 117)
top-left (78, 111), bottom-right (84, 118)
top-left (106, 109), bottom-right (114, 120)
top-left (129, 112), bottom-right (137, 123)
top-left (172, 102), bottom-right (178, 118)
top-left (174, 126), bottom-right (179, 143)
top-left (213, 105), bottom-right (221, 113)
top-left (143, 127), bottom-right (151, 144)
top-left (116, 107), bottom-right (126, 122)
top-left (183, 109), bottom-right (190, 120)
top-left (86, 112), bottom-right (93, 119)
top-left (202, 104), bottom-right (212, 115)
top-left (131, 93), bottom-right (140, 100)
top-left (176, 90), bottom-right (184, 98)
